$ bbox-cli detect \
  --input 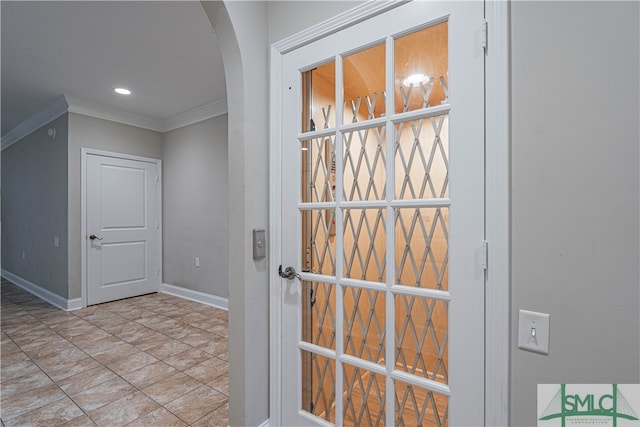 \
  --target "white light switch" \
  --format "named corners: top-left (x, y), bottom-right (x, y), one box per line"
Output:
top-left (518, 309), bottom-right (550, 355)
